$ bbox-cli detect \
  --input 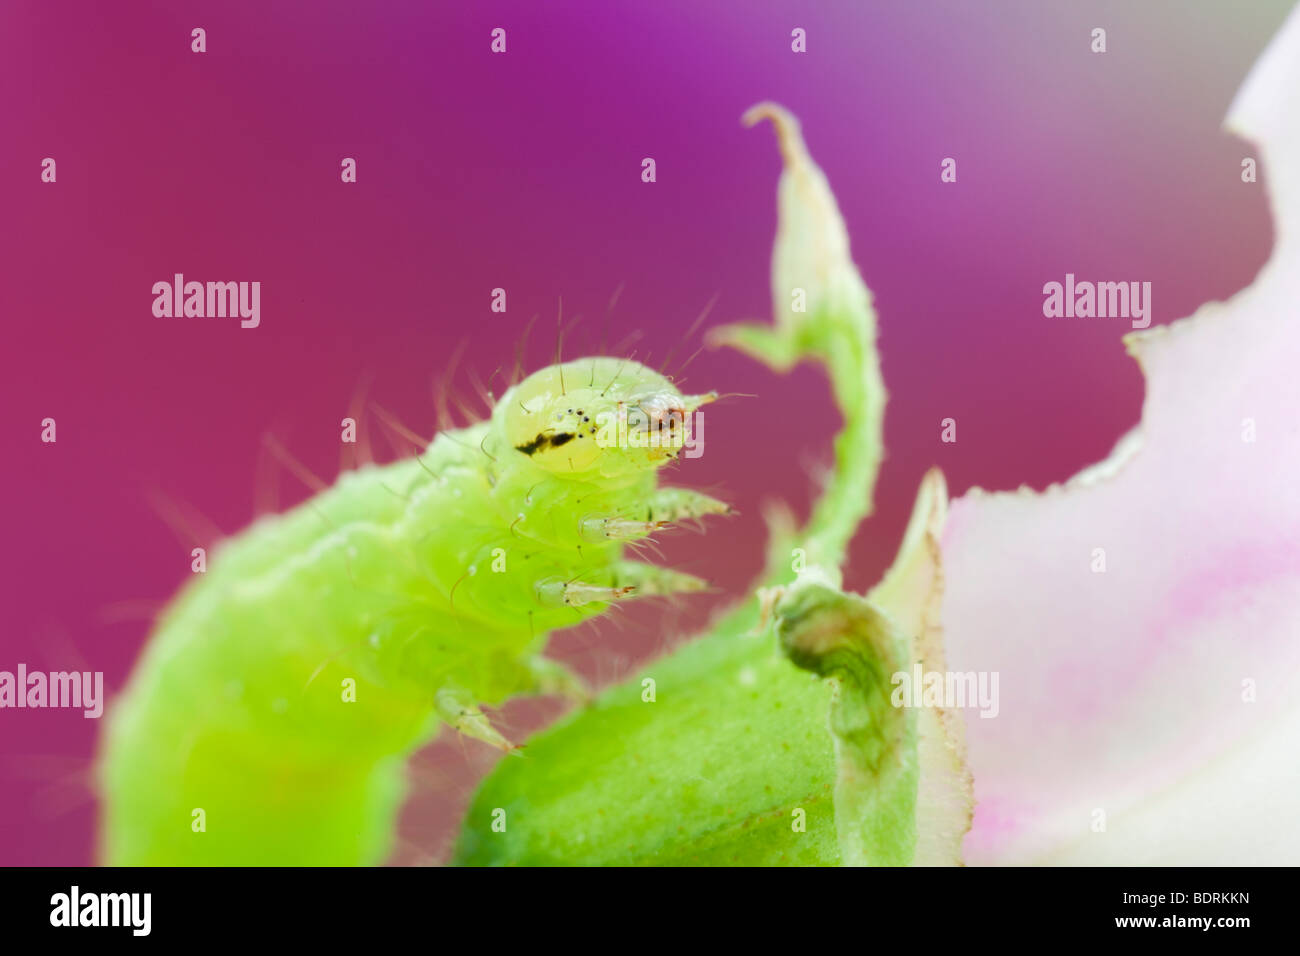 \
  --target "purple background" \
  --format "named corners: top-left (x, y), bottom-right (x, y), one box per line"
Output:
top-left (1, 0), bottom-right (1291, 865)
